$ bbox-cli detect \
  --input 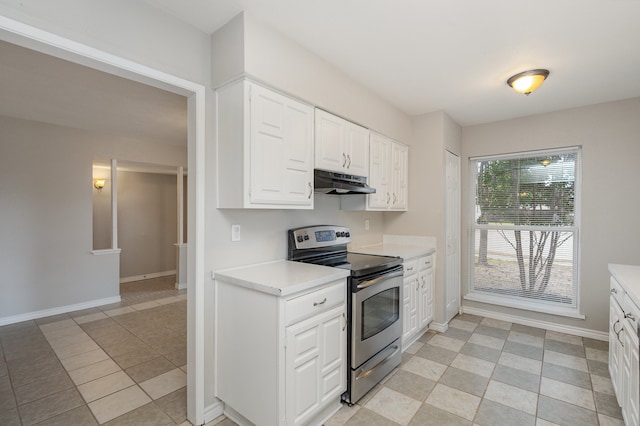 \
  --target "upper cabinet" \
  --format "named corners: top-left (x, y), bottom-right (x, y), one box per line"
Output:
top-left (217, 80), bottom-right (314, 209)
top-left (315, 109), bottom-right (369, 177)
top-left (367, 132), bottom-right (408, 211)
